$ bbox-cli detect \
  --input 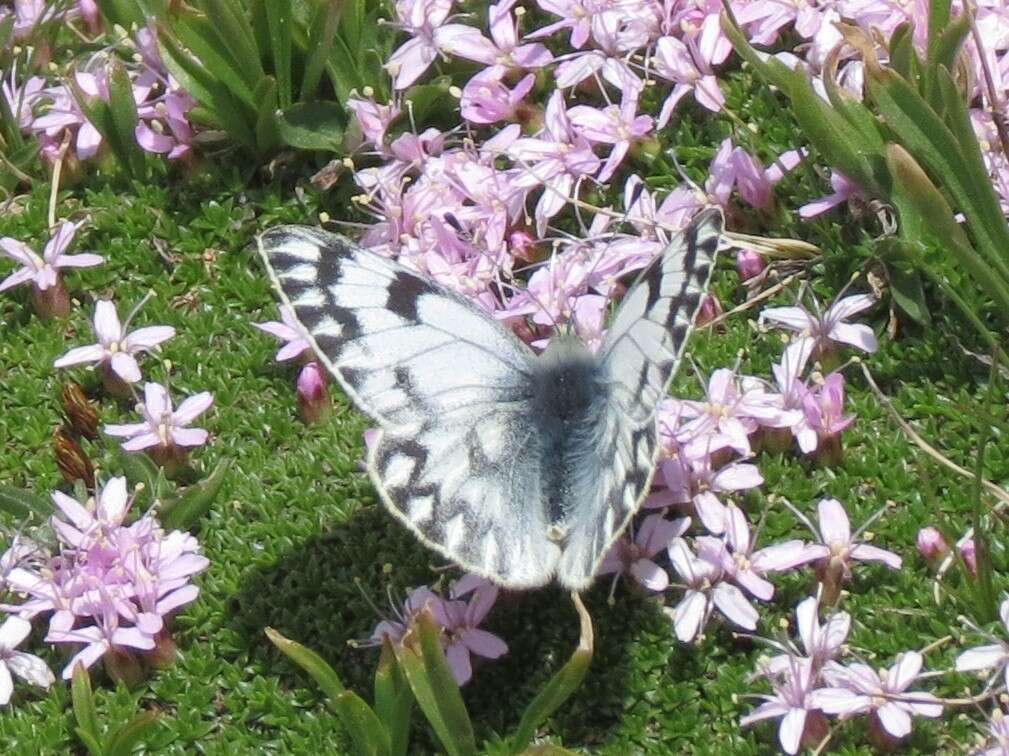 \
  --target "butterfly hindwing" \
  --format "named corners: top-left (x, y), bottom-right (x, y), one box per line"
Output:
top-left (555, 209), bottom-right (723, 588)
